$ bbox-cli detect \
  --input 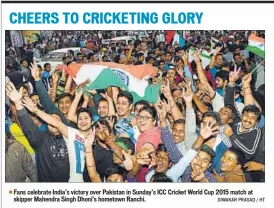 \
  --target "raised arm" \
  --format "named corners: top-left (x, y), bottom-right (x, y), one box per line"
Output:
top-left (167, 121), bottom-right (220, 182)
top-left (100, 91), bottom-right (116, 116)
top-left (242, 73), bottom-right (262, 112)
top-left (22, 97), bottom-right (69, 139)
top-left (209, 46), bottom-right (222, 69)
top-left (155, 98), bottom-right (183, 164)
top-left (67, 87), bottom-right (83, 123)
top-left (49, 71), bottom-right (60, 103)
top-left (194, 50), bottom-right (209, 85)
top-left (64, 74), bottom-right (73, 93)
top-left (6, 81), bottom-right (44, 148)
top-left (241, 54), bottom-right (250, 72)
top-left (224, 65), bottom-right (241, 106)
top-left (84, 127), bottom-right (102, 182)
top-left (30, 61), bottom-right (59, 114)
top-left (161, 80), bottom-right (184, 120)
